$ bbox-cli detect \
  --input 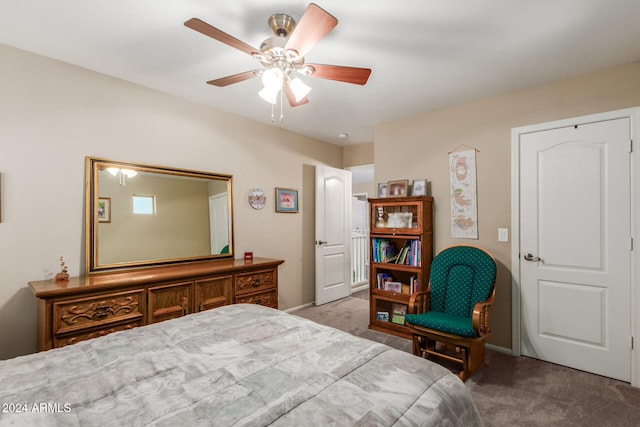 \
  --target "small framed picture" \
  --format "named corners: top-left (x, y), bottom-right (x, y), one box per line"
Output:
top-left (377, 182), bottom-right (388, 198)
top-left (384, 281), bottom-right (402, 293)
top-left (97, 197), bottom-right (111, 223)
top-left (411, 179), bottom-right (427, 196)
top-left (387, 180), bottom-right (409, 197)
top-left (275, 187), bottom-right (299, 213)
